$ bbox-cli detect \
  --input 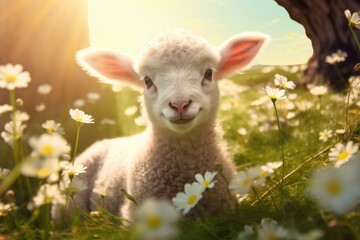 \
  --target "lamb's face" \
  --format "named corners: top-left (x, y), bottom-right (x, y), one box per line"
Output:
top-left (140, 60), bottom-right (221, 134)
top-left (77, 29), bottom-right (269, 134)
top-left (135, 31), bottom-right (222, 134)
